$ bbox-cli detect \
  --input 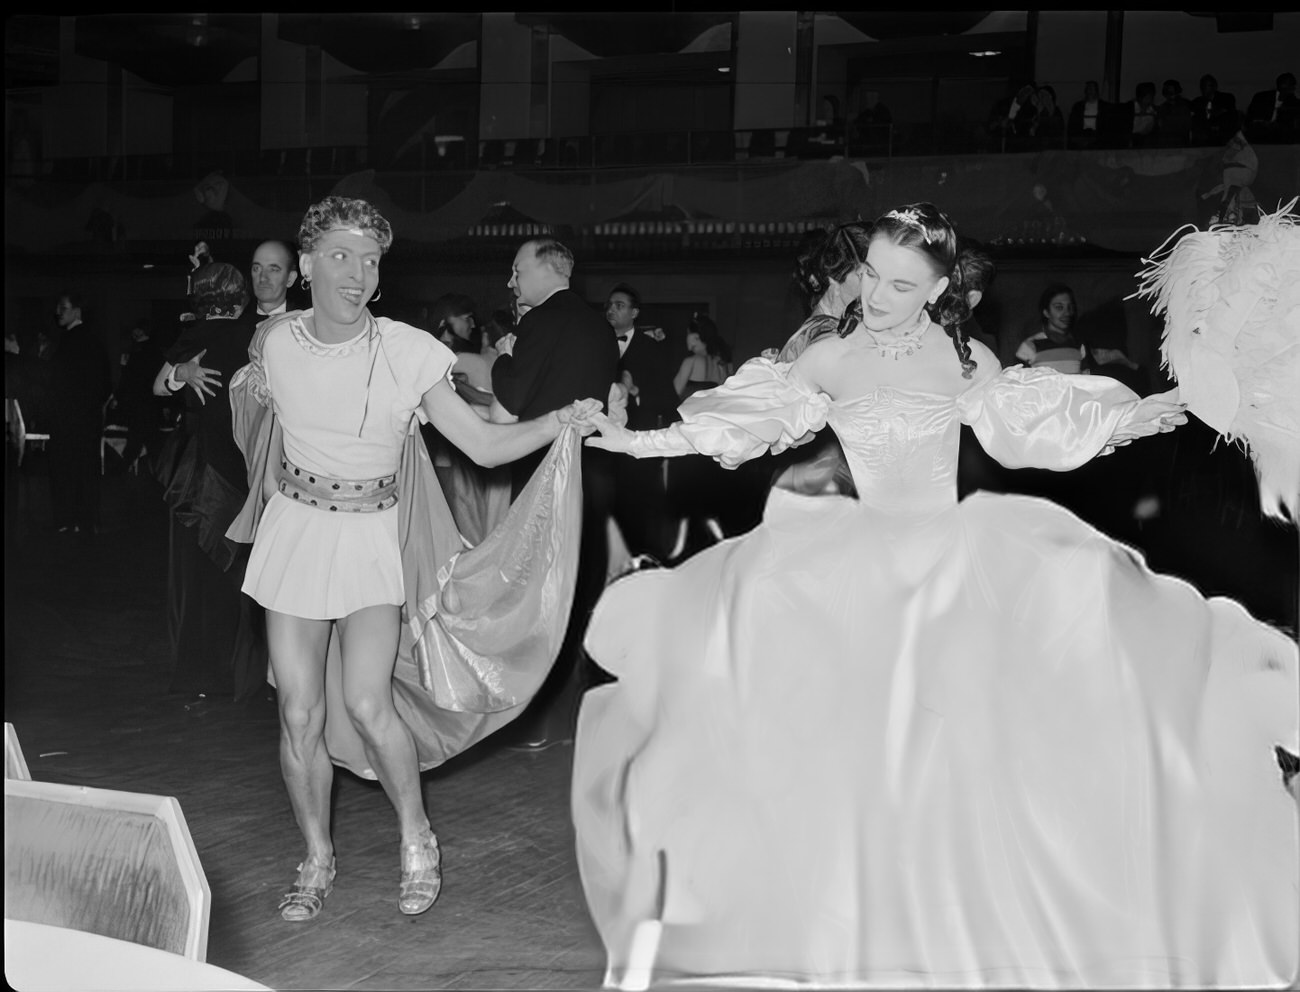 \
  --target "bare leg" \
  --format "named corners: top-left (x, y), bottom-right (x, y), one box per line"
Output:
top-left (335, 604), bottom-right (428, 843)
top-left (266, 610), bottom-right (334, 863)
